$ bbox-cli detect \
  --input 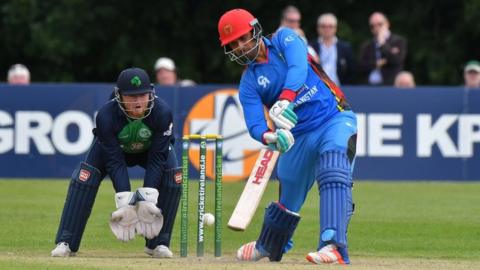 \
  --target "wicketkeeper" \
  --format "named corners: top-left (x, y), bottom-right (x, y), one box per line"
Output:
top-left (51, 67), bottom-right (182, 258)
top-left (218, 9), bottom-right (357, 264)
